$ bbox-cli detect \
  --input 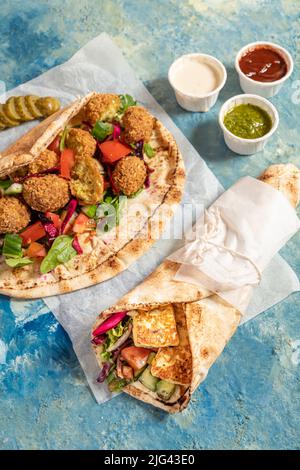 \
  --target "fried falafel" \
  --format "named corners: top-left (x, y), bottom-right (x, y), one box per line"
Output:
top-left (28, 149), bottom-right (59, 174)
top-left (85, 93), bottom-right (121, 126)
top-left (0, 196), bottom-right (30, 234)
top-left (112, 156), bottom-right (147, 196)
top-left (122, 106), bottom-right (154, 144)
top-left (70, 157), bottom-right (104, 205)
top-left (65, 128), bottom-right (97, 159)
top-left (23, 175), bottom-right (70, 212)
